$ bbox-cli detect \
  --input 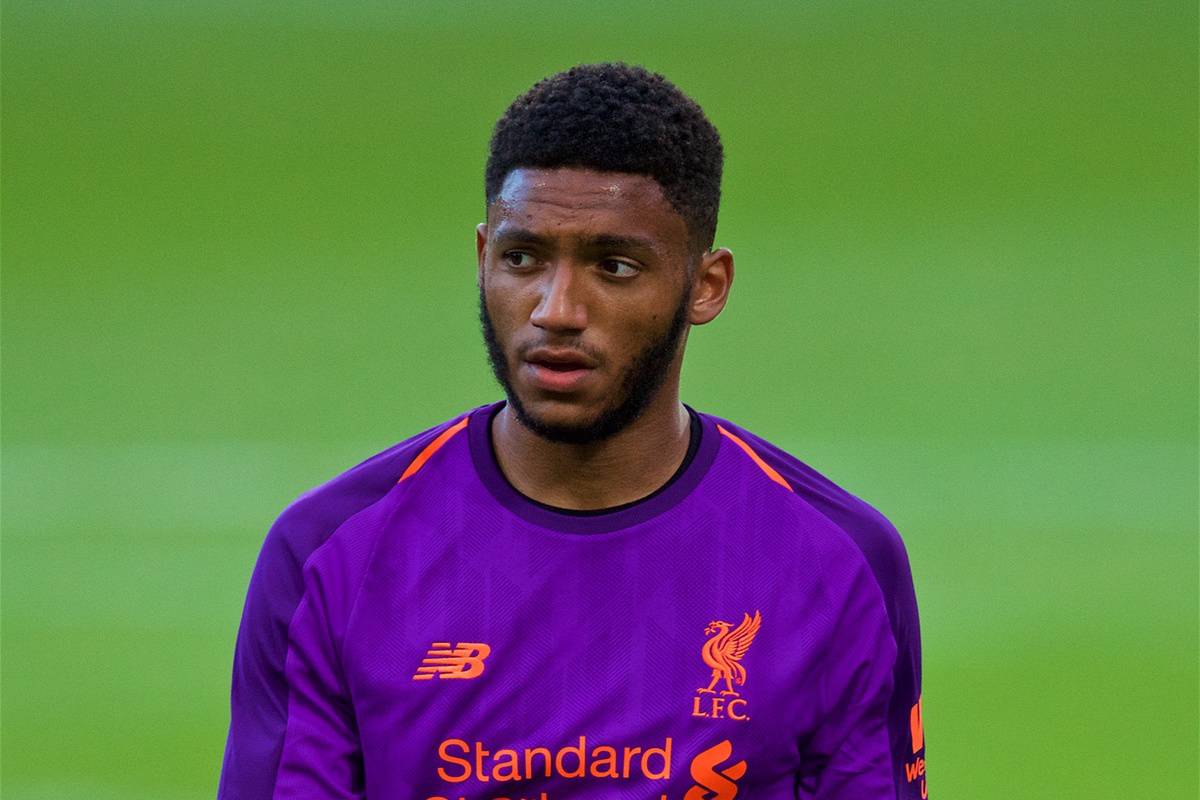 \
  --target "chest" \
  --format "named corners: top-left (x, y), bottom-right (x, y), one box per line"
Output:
top-left (342, 520), bottom-right (831, 797)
